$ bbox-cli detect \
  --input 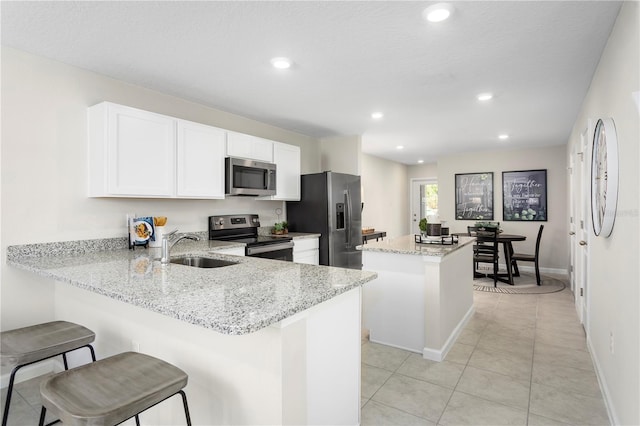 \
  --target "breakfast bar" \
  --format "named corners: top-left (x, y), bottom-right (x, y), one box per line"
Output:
top-left (7, 239), bottom-right (377, 425)
top-left (359, 235), bottom-right (475, 361)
